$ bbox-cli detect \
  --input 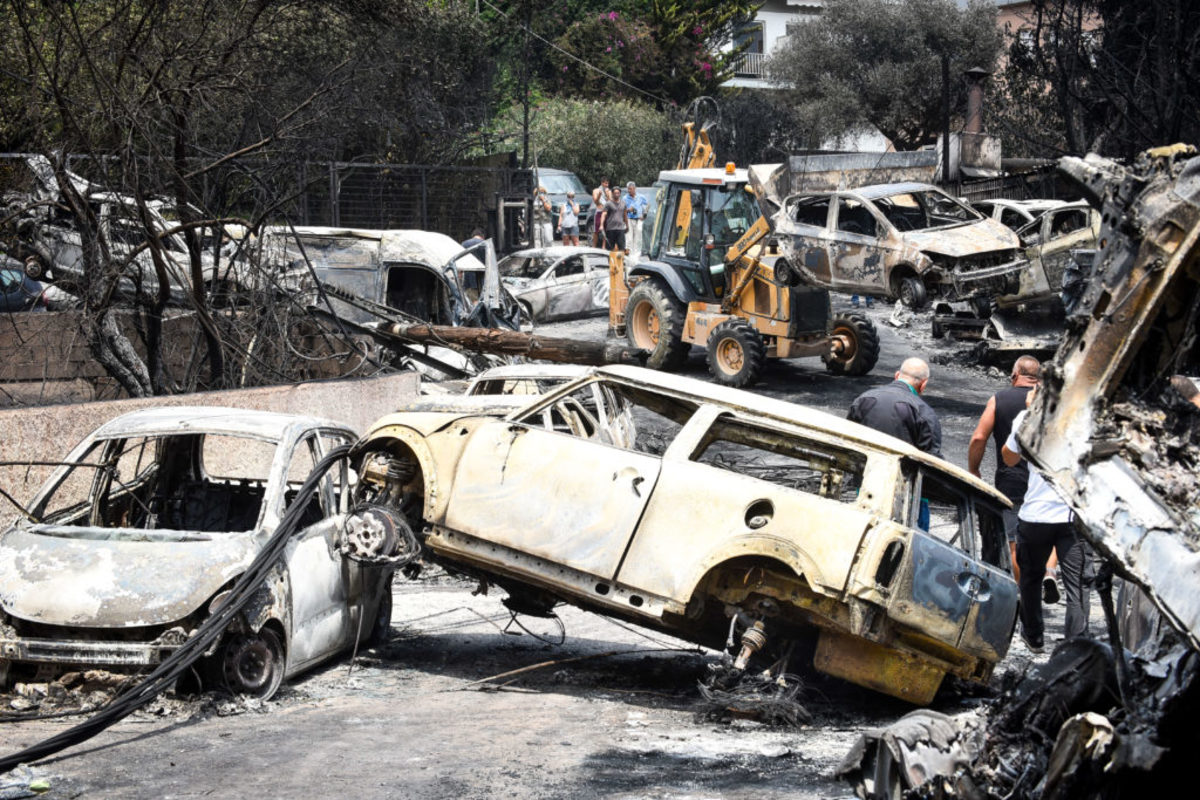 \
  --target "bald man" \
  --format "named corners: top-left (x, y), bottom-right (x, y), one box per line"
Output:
top-left (847, 357), bottom-right (942, 457)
